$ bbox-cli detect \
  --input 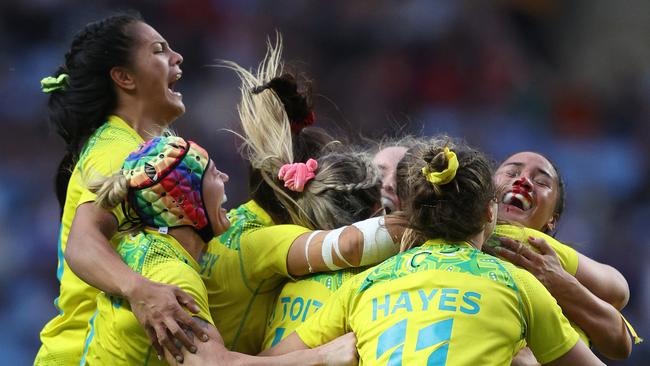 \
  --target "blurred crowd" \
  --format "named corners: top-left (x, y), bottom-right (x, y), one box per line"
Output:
top-left (1, 0), bottom-right (648, 364)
